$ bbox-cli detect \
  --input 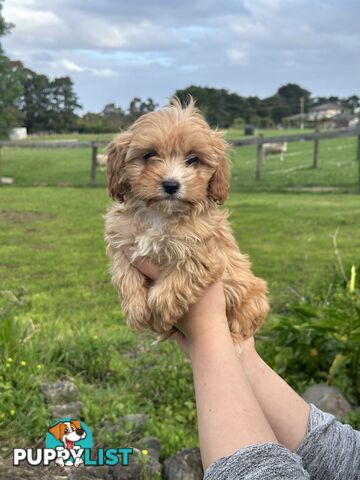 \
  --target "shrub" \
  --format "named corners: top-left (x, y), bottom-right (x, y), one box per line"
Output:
top-left (231, 117), bottom-right (245, 129)
top-left (257, 268), bottom-right (360, 405)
